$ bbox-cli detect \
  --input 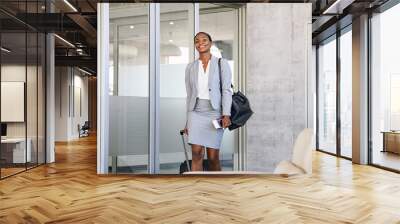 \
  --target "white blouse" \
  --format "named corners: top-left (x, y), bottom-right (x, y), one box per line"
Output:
top-left (197, 59), bottom-right (210, 100)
